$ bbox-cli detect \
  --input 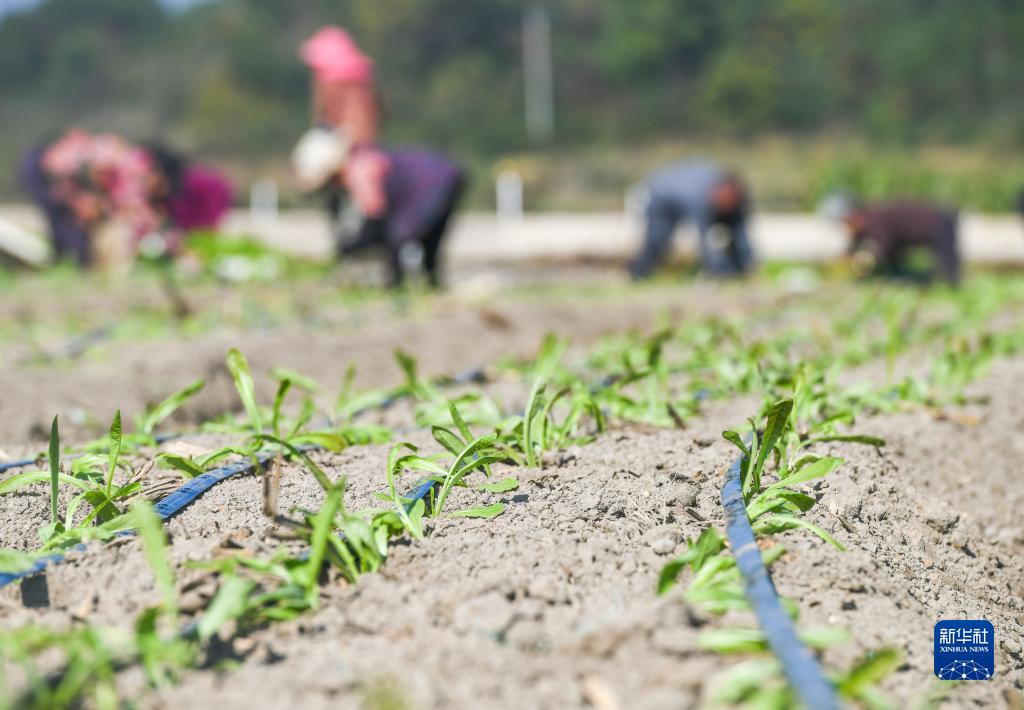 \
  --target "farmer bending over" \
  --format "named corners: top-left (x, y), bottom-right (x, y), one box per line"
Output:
top-left (826, 196), bottom-right (961, 285)
top-left (630, 160), bottom-right (754, 279)
top-left (292, 128), bottom-right (464, 288)
top-left (18, 129), bottom-right (232, 266)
